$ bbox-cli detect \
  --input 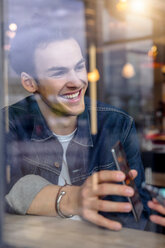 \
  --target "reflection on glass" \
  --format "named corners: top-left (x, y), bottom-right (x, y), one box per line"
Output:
top-left (1, 2), bottom-right (165, 246)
